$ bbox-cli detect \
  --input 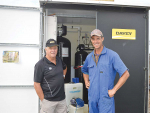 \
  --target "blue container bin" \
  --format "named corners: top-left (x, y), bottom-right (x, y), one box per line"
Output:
top-left (72, 77), bottom-right (79, 83)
